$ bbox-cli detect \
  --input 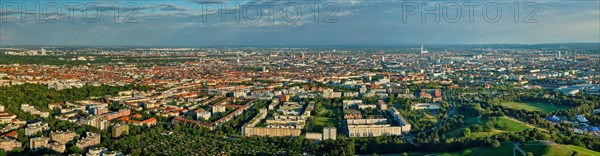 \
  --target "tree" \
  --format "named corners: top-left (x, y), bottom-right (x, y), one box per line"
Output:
top-left (11, 147), bottom-right (23, 153)
top-left (492, 140), bottom-right (501, 148)
top-left (471, 124), bottom-right (483, 132)
top-left (526, 152), bottom-right (534, 156)
top-left (68, 145), bottom-right (81, 153)
top-left (462, 128), bottom-right (471, 137)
